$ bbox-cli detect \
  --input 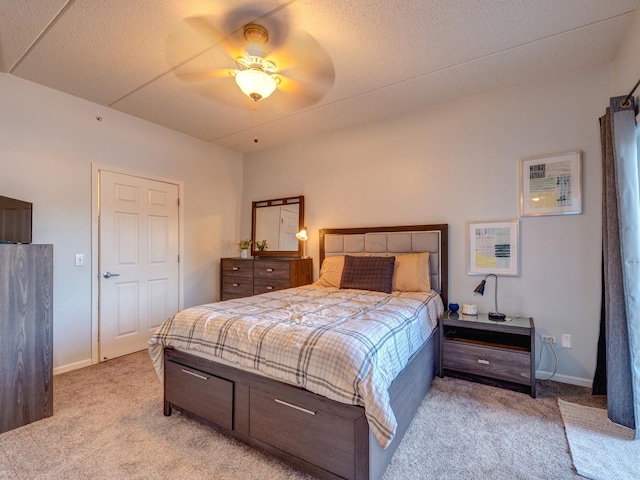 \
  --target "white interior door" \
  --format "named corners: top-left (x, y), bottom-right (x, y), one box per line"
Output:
top-left (278, 206), bottom-right (299, 250)
top-left (99, 170), bottom-right (179, 361)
